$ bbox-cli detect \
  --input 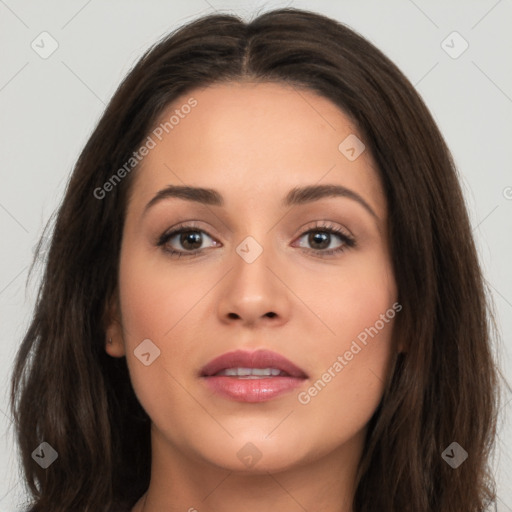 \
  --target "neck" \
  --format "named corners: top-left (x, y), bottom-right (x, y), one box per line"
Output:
top-left (131, 426), bottom-right (364, 512)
